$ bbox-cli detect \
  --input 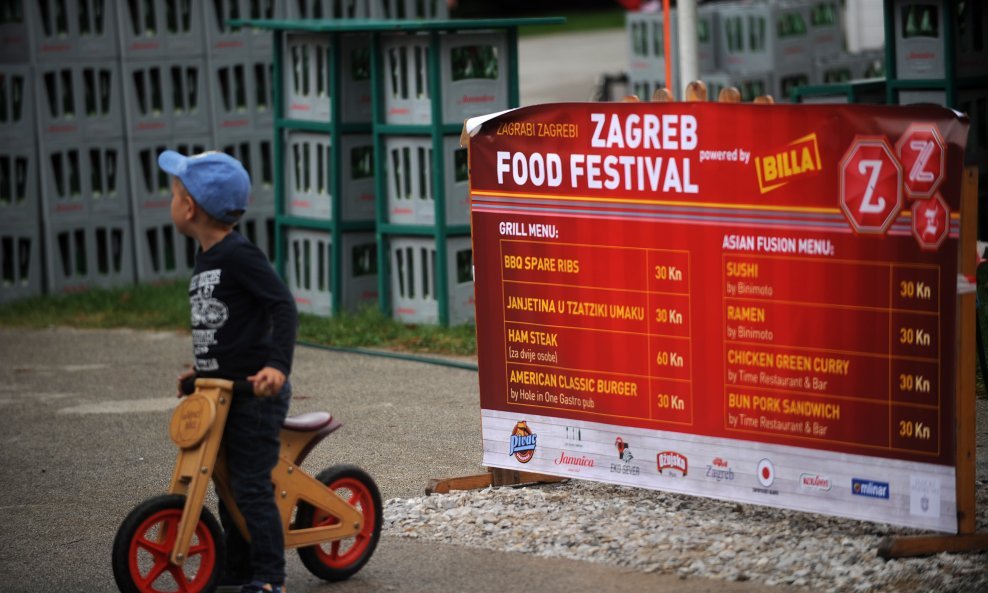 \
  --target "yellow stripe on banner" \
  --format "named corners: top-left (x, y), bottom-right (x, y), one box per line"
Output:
top-left (471, 189), bottom-right (842, 215)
